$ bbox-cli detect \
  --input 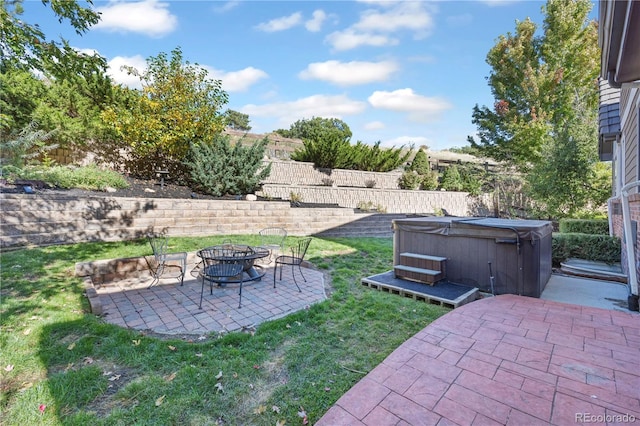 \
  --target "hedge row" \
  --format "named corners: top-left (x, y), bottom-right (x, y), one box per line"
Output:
top-left (552, 233), bottom-right (621, 266)
top-left (558, 219), bottom-right (609, 235)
